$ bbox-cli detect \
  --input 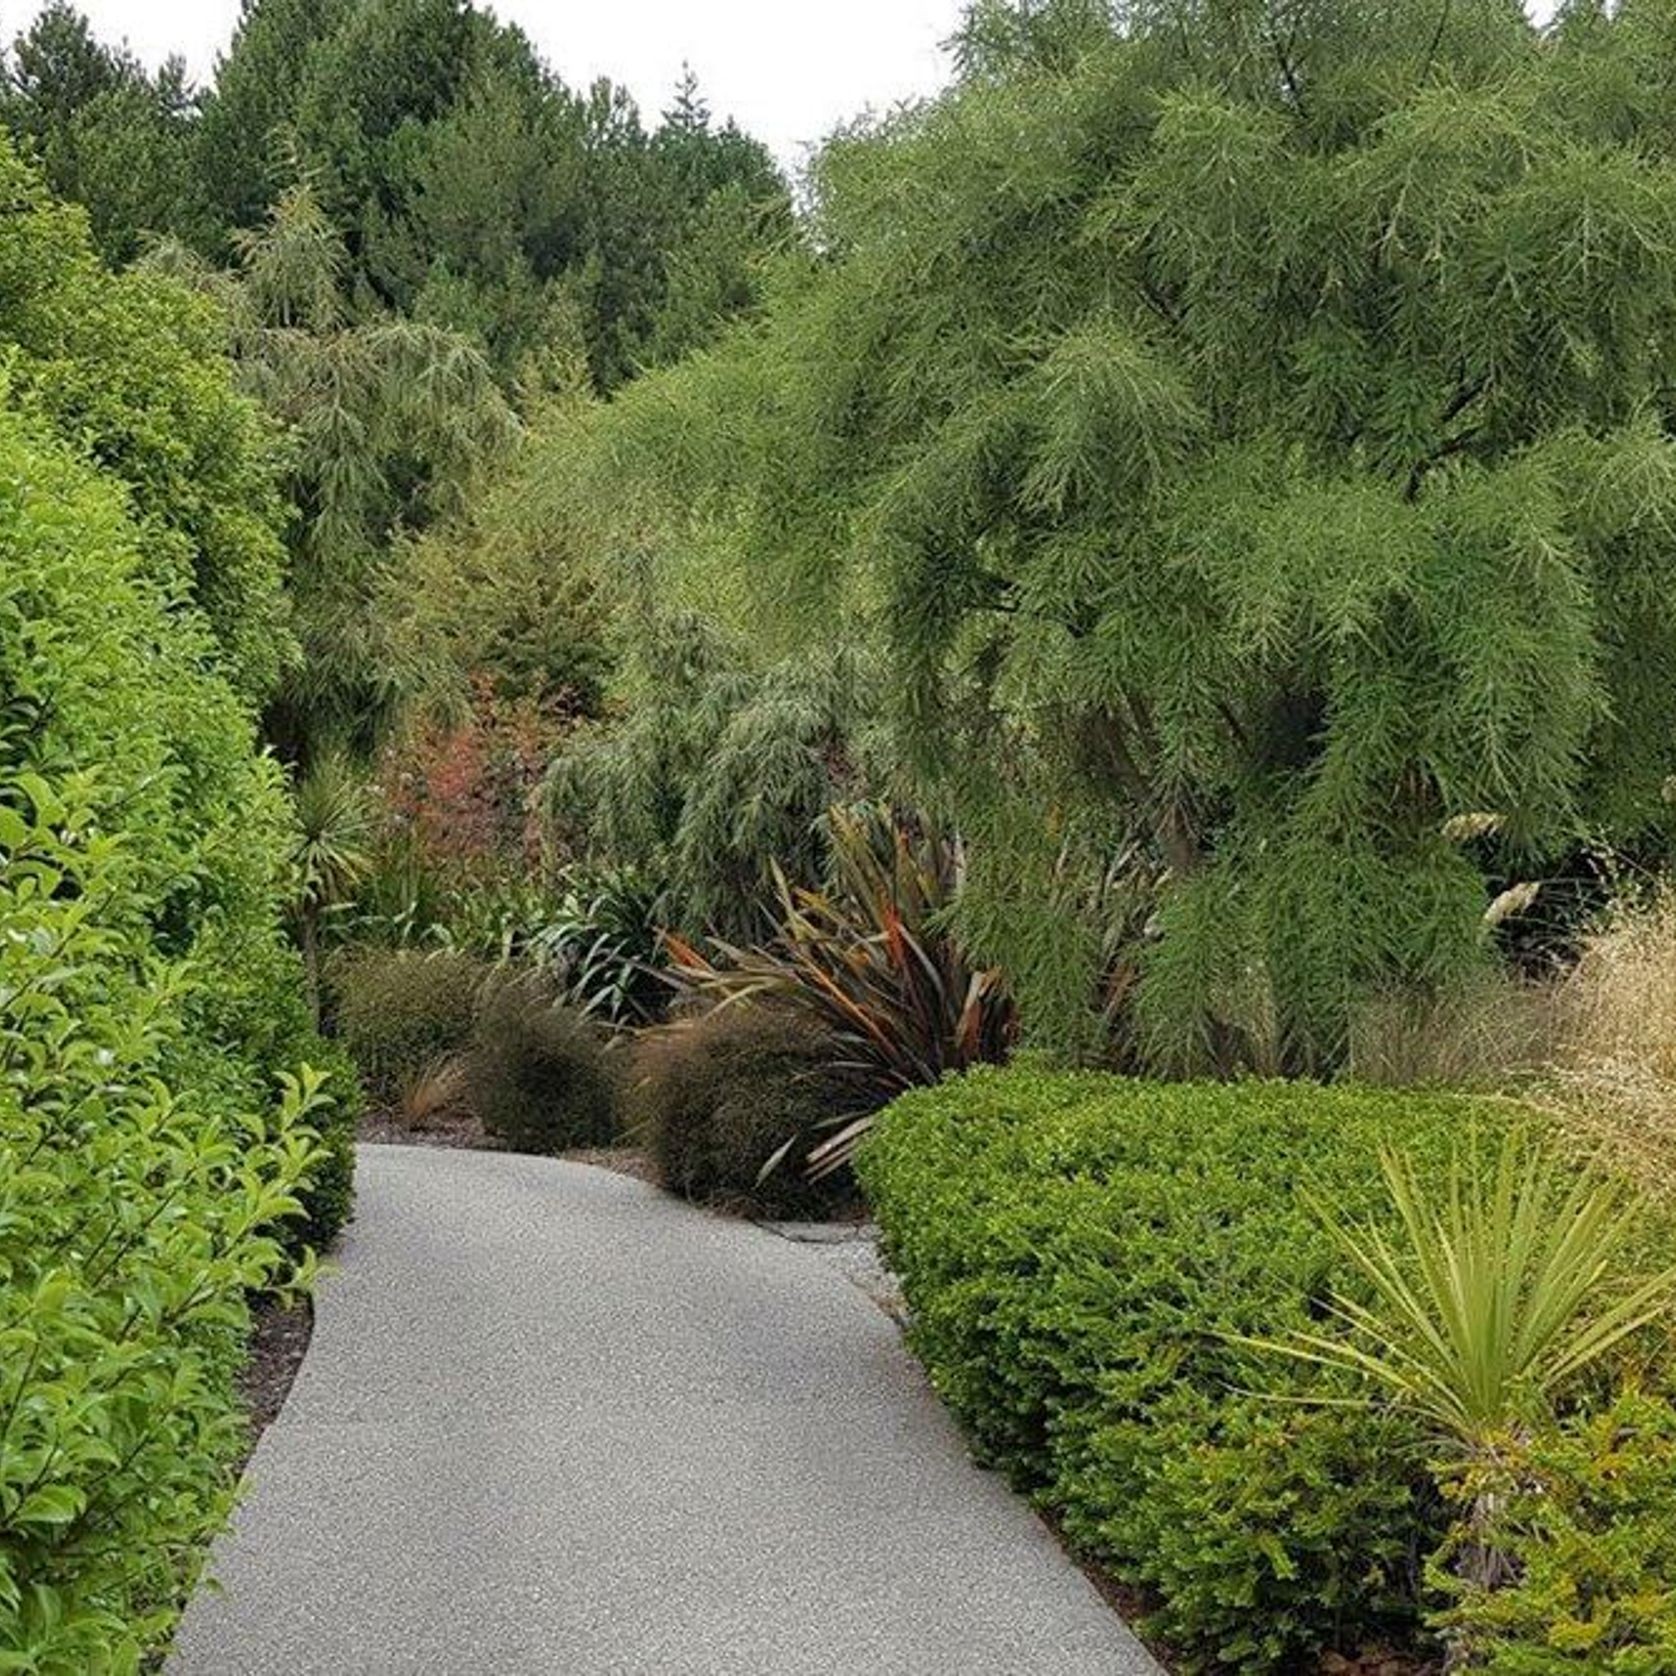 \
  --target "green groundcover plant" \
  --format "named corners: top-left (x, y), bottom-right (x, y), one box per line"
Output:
top-left (1433, 1389), bottom-right (1676, 1671)
top-left (858, 1068), bottom-right (1676, 1673)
